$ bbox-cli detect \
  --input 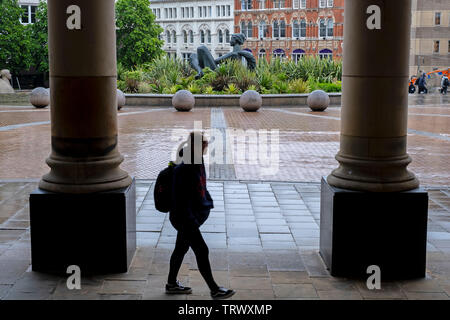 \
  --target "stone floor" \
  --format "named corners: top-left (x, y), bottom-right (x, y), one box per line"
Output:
top-left (0, 94), bottom-right (449, 185)
top-left (0, 180), bottom-right (449, 300)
